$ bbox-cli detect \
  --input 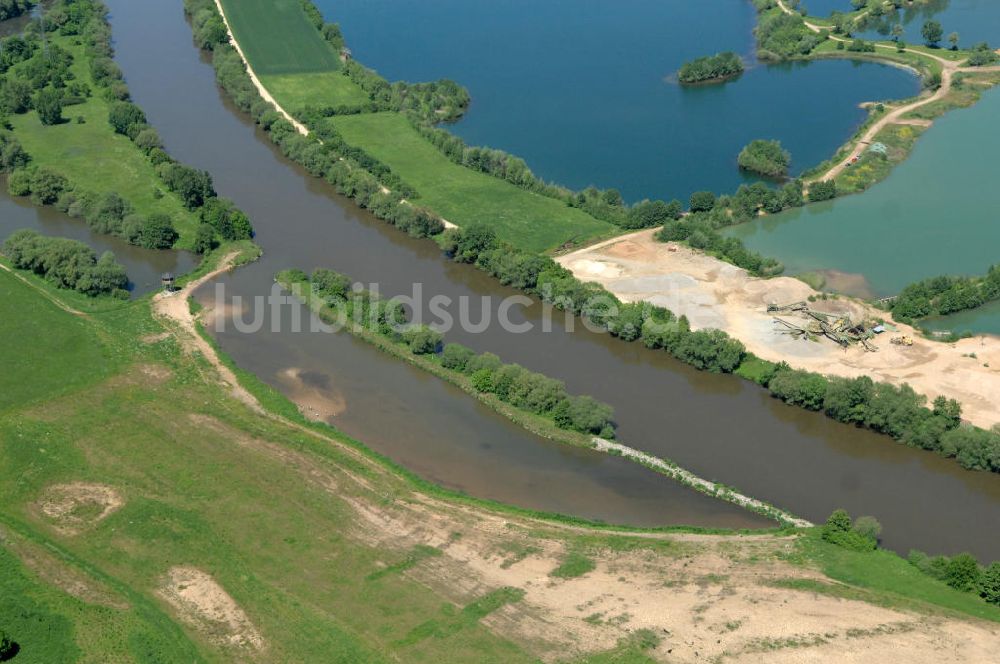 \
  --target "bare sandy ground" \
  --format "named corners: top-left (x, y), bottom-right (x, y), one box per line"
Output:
top-left (558, 231), bottom-right (1000, 430)
top-left (159, 566), bottom-right (264, 653)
